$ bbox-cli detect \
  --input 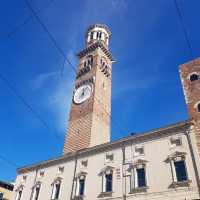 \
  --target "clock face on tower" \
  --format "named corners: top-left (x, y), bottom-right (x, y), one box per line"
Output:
top-left (73, 84), bottom-right (93, 104)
